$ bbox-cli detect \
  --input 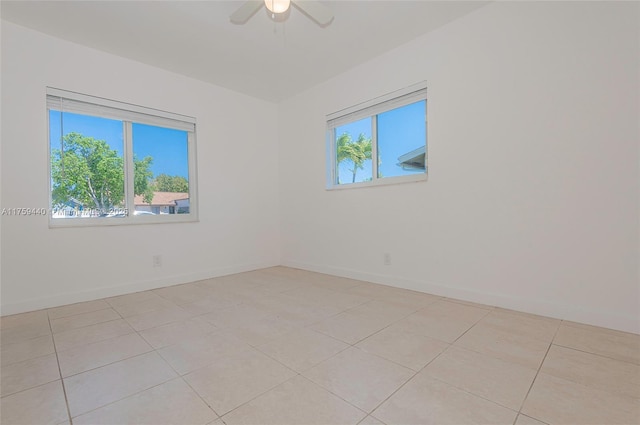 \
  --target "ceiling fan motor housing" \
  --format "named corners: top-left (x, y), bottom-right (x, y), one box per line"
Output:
top-left (264, 0), bottom-right (291, 14)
